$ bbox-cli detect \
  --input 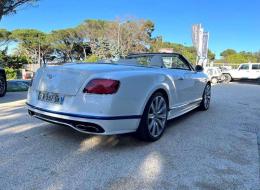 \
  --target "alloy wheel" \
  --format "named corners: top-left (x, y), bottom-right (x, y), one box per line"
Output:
top-left (204, 85), bottom-right (211, 109)
top-left (147, 96), bottom-right (167, 137)
top-left (211, 78), bottom-right (218, 84)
